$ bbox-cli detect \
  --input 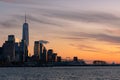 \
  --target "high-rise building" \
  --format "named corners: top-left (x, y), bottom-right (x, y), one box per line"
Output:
top-left (8, 35), bottom-right (15, 42)
top-left (40, 43), bottom-right (44, 60)
top-left (0, 47), bottom-right (3, 54)
top-left (47, 49), bottom-right (53, 62)
top-left (22, 15), bottom-right (29, 48)
top-left (34, 41), bottom-right (40, 59)
top-left (52, 53), bottom-right (57, 62)
top-left (15, 42), bottom-right (21, 62)
top-left (2, 35), bottom-right (15, 62)
top-left (42, 47), bottom-right (47, 63)
top-left (73, 57), bottom-right (78, 62)
top-left (0, 47), bottom-right (3, 62)
top-left (22, 15), bottom-right (29, 59)
top-left (57, 56), bottom-right (62, 62)
top-left (20, 40), bottom-right (28, 62)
